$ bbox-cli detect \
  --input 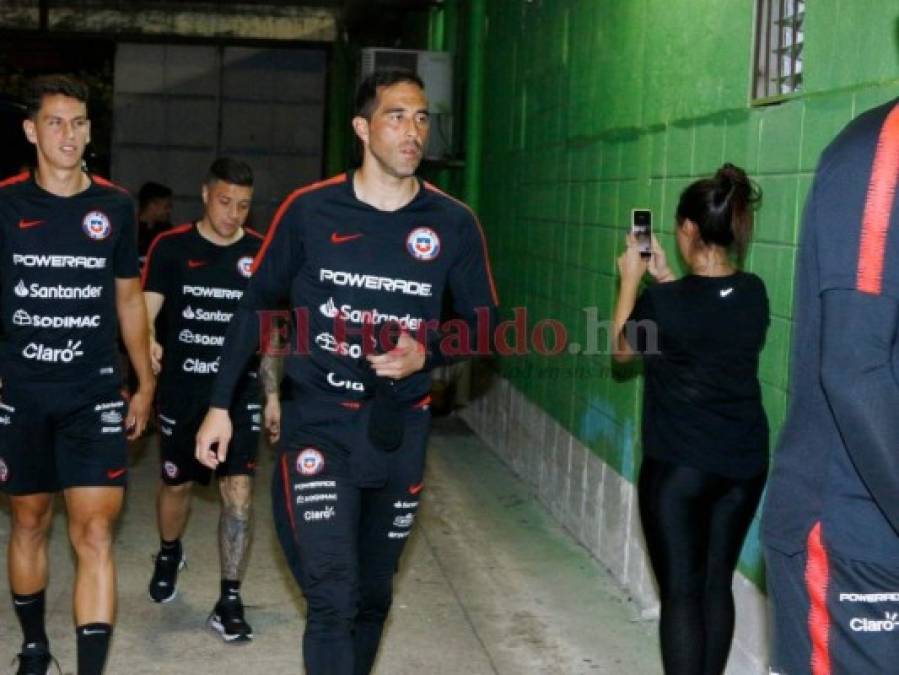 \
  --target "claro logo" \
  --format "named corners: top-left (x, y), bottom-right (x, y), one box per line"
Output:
top-left (851, 613), bottom-right (899, 632)
top-left (182, 357), bottom-right (220, 374)
top-left (22, 340), bottom-right (84, 363)
top-left (326, 371), bottom-right (364, 392)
